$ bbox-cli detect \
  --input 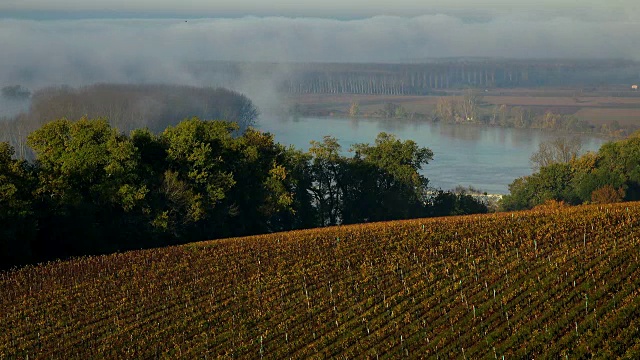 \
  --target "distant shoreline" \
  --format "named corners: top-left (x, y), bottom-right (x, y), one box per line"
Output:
top-left (271, 113), bottom-right (618, 141)
top-left (282, 89), bottom-right (636, 138)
